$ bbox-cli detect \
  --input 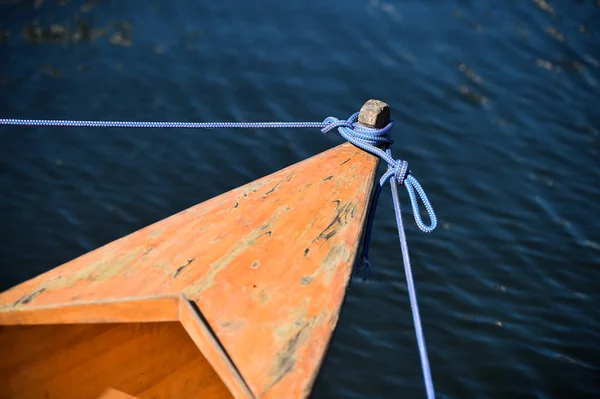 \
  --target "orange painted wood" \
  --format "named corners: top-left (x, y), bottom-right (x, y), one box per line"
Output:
top-left (0, 322), bottom-right (233, 399)
top-left (98, 388), bottom-right (140, 399)
top-left (0, 295), bottom-right (255, 399)
top-left (178, 297), bottom-right (255, 399)
top-left (0, 142), bottom-right (379, 398)
top-left (0, 294), bottom-right (180, 325)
